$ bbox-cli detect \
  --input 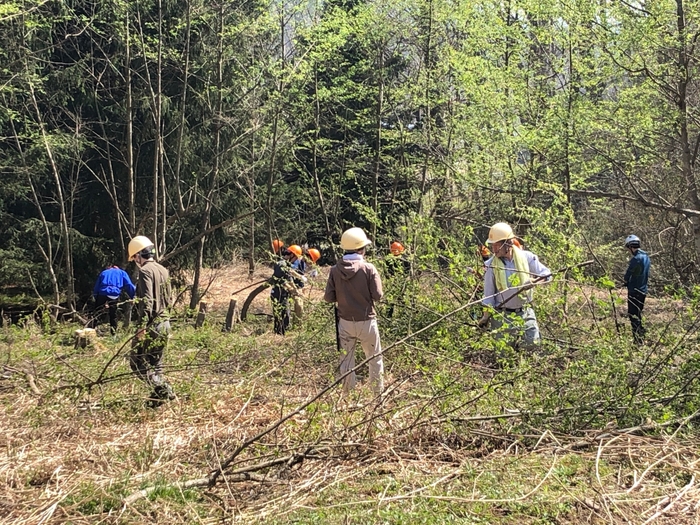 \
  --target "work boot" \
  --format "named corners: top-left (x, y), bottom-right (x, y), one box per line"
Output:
top-left (145, 394), bottom-right (164, 409)
top-left (154, 383), bottom-right (175, 401)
